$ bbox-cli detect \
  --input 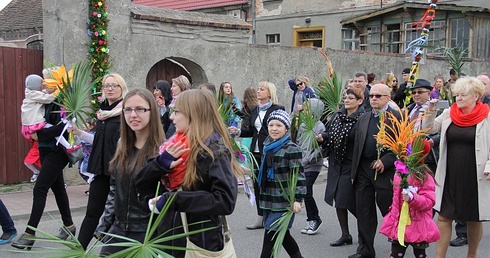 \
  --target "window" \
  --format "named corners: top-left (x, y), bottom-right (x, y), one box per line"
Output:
top-left (405, 21), bottom-right (446, 55)
top-left (342, 28), bottom-right (359, 50)
top-left (266, 34), bottom-right (280, 45)
top-left (365, 26), bottom-right (380, 52)
top-left (384, 24), bottom-right (401, 53)
top-left (27, 40), bottom-right (43, 50)
top-left (450, 19), bottom-right (469, 50)
top-left (293, 26), bottom-right (325, 48)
